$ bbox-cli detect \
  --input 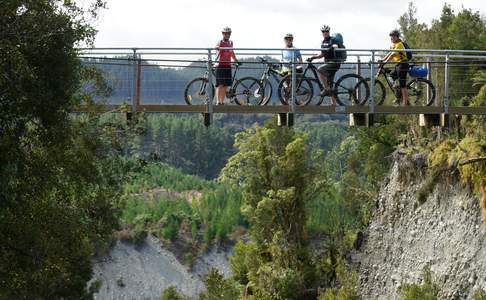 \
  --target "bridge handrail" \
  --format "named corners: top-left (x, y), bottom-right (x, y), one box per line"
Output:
top-left (79, 47), bottom-right (486, 55)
